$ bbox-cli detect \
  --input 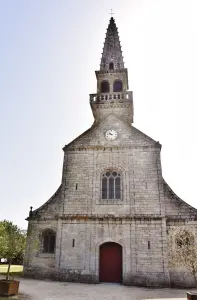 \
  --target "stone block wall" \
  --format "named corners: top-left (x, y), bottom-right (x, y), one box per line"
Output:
top-left (24, 218), bottom-right (170, 287)
top-left (24, 220), bottom-right (58, 271)
top-left (23, 117), bottom-right (197, 287)
top-left (61, 146), bottom-right (162, 216)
